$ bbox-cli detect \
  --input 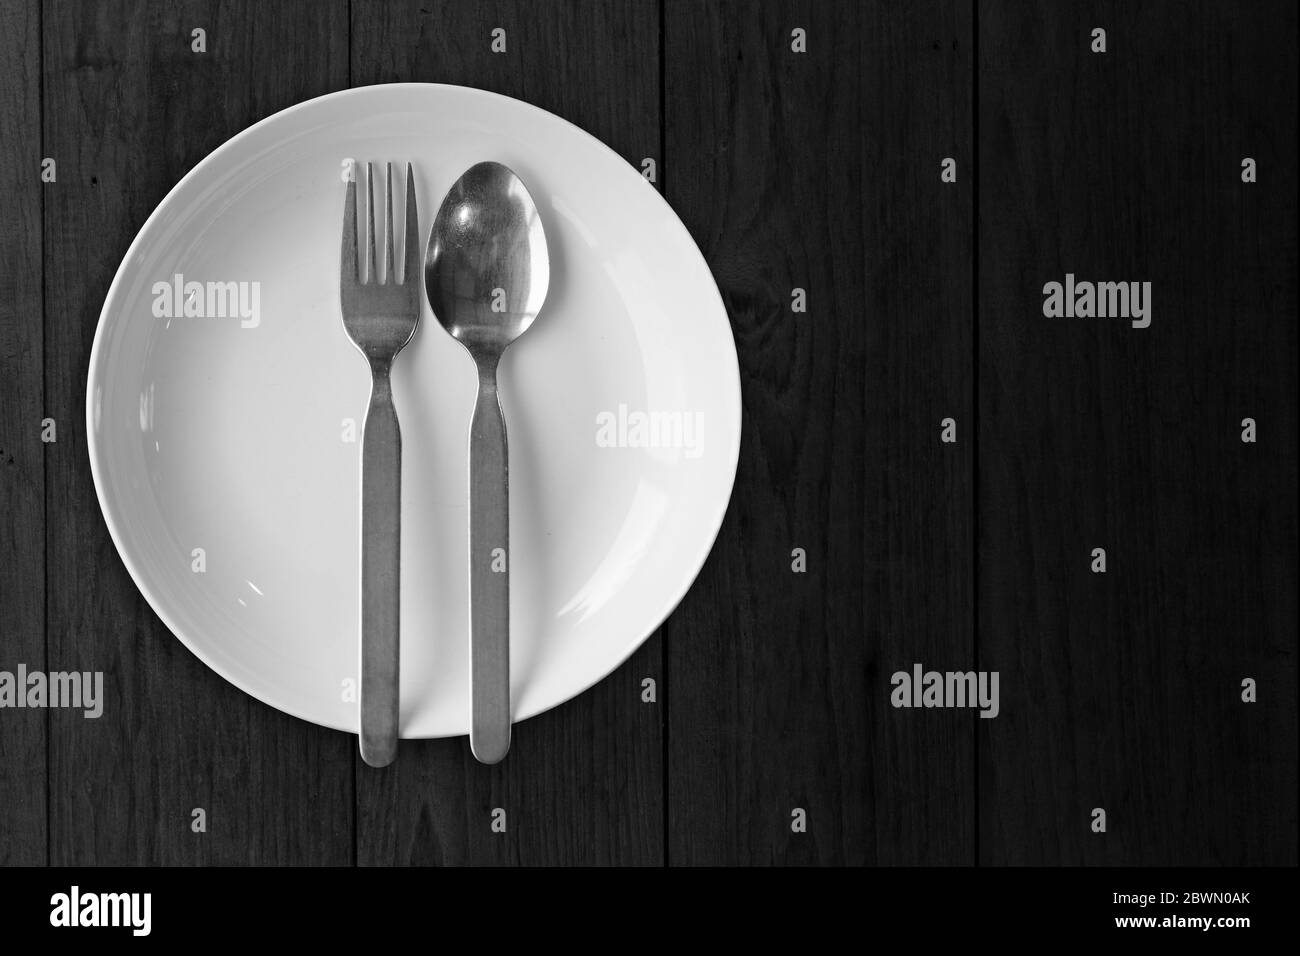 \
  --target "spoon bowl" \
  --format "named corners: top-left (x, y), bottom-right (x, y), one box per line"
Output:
top-left (425, 161), bottom-right (549, 361)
